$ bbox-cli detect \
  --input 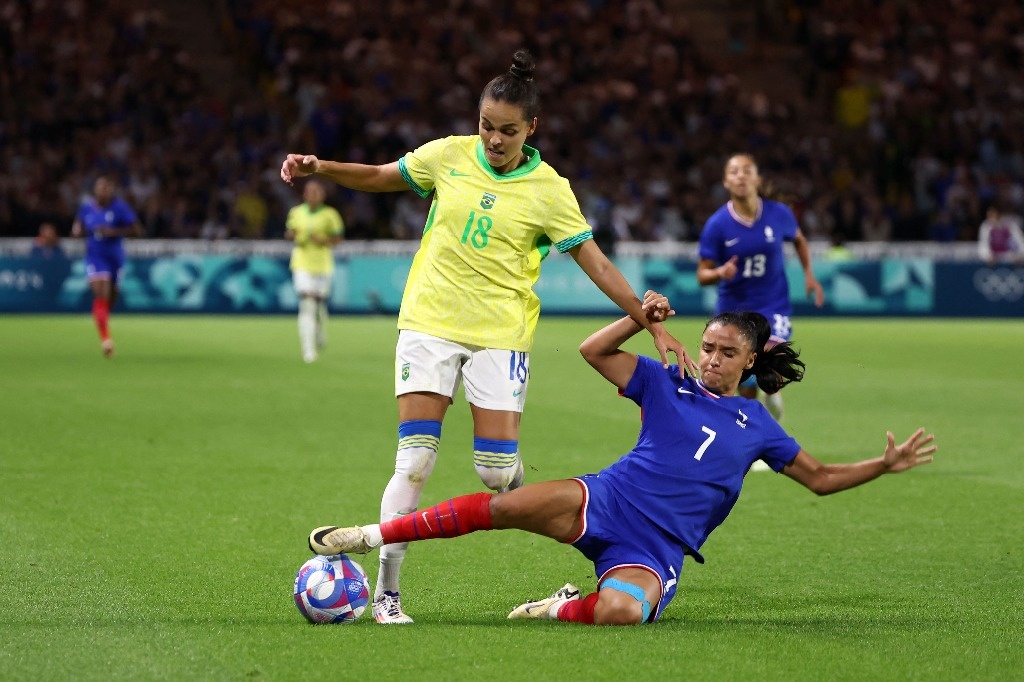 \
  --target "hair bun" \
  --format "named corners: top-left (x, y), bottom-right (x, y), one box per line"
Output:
top-left (509, 49), bottom-right (535, 82)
